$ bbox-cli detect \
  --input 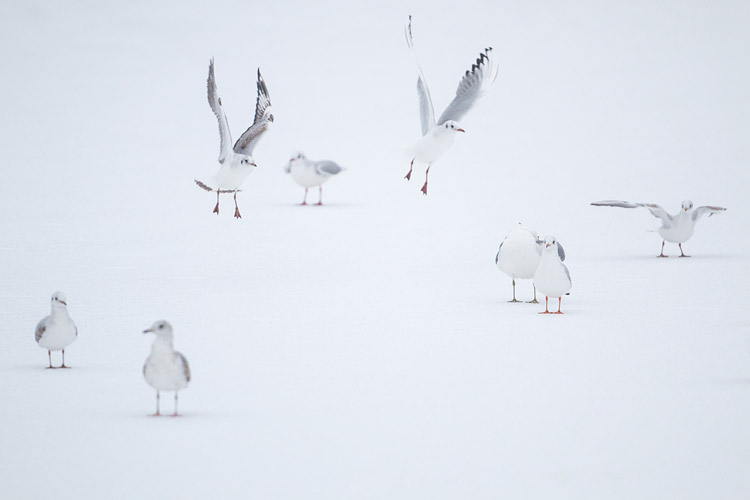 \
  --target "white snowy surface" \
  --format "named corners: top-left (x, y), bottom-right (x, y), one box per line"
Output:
top-left (1, 1), bottom-right (749, 498)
